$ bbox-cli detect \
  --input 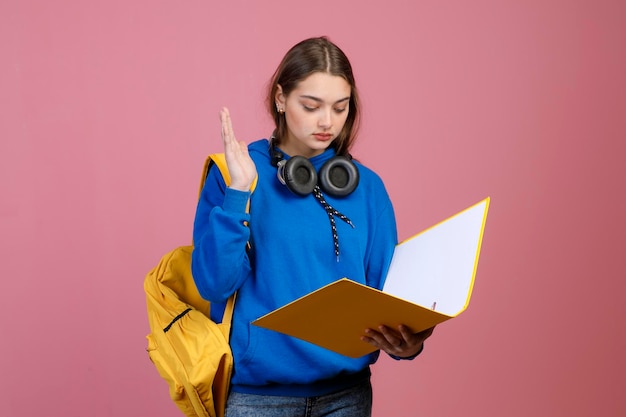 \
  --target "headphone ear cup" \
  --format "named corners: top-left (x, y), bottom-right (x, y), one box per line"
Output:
top-left (318, 157), bottom-right (360, 197)
top-left (281, 156), bottom-right (318, 196)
